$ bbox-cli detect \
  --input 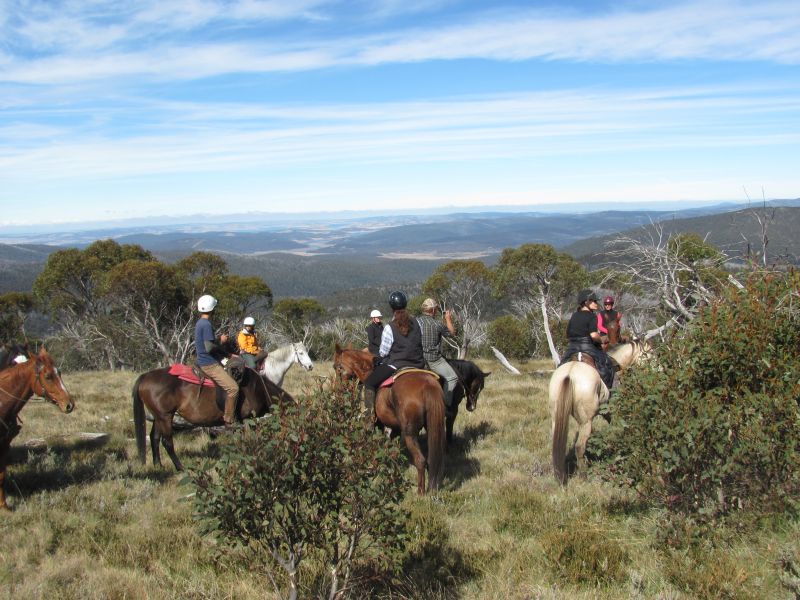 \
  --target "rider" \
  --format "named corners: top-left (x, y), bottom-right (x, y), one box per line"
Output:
top-left (237, 316), bottom-right (267, 369)
top-left (366, 309), bottom-right (384, 357)
top-left (597, 295), bottom-right (622, 338)
top-left (362, 291), bottom-right (424, 410)
top-left (561, 289), bottom-right (615, 390)
top-left (194, 294), bottom-right (239, 426)
top-left (417, 298), bottom-right (459, 409)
